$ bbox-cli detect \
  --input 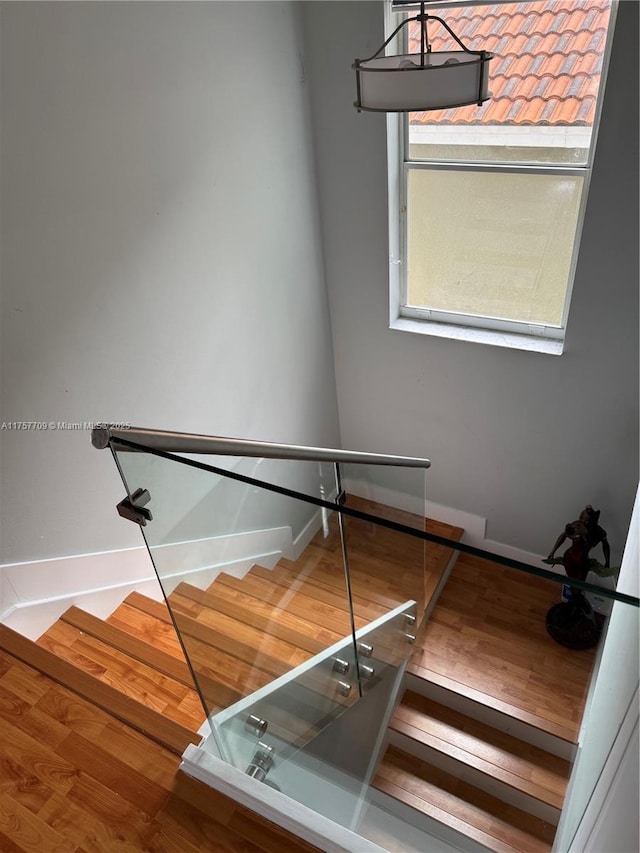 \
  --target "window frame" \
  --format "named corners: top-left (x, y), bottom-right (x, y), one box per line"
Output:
top-left (386, 0), bottom-right (618, 353)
